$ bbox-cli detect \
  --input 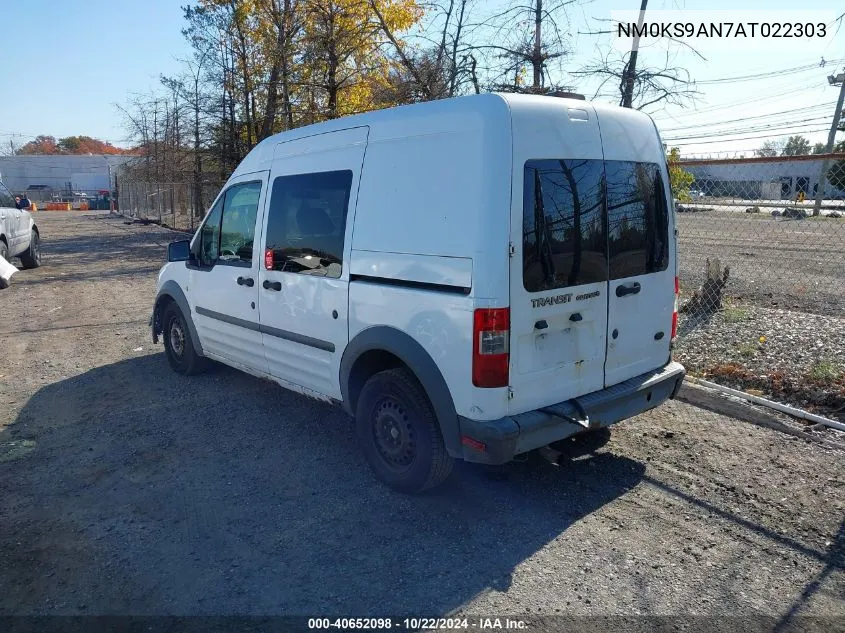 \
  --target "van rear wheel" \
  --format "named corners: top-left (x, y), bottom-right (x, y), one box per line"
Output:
top-left (356, 368), bottom-right (454, 493)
